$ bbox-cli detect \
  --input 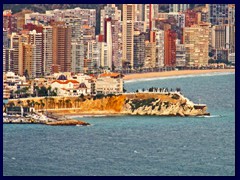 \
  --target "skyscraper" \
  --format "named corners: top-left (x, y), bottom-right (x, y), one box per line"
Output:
top-left (169, 4), bottom-right (190, 12)
top-left (3, 10), bottom-right (17, 34)
top-left (103, 18), bottom-right (113, 69)
top-left (155, 29), bottom-right (165, 67)
top-left (52, 23), bottom-right (72, 73)
top-left (71, 41), bottom-right (85, 73)
top-left (135, 4), bottom-right (144, 21)
top-left (9, 33), bottom-right (20, 75)
top-left (183, 23), bottom-right (210, 67)
top-left (43, 26), bottom-right (53, 75)
top-left (164, 29), bottom-right (177, 67)
top-left (144, 4), bottom-right (158, 31)
top-left (100, 4), bottom-right (121, 34)
top-left (122, 4), bottom-right (135, 68)
top-left (22, 43), bottom-right (36, 78)
top-left (207, 4), bottom-right (228, 25)
top-left (228, 4), bottom-right (235, 26)
top-left (29, 30), bottom-right (43, 77)
top-left (134, 30), bottom-right (145, 68)
top-left (145, 40), bottom-right (156, 68)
